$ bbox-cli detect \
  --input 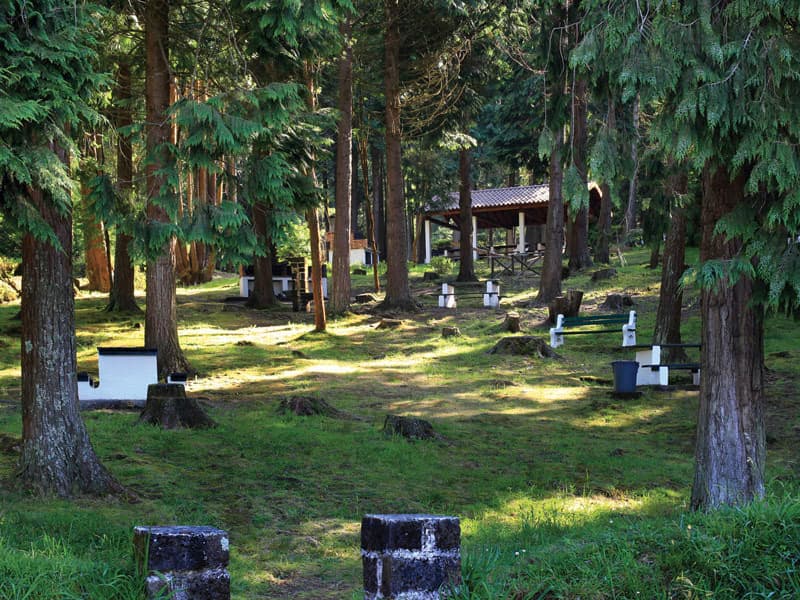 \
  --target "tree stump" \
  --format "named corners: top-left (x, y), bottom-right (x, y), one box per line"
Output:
top-left (487, 336), bottom-right (561, 358)
top-left (139, 384), bottom-right (216, 429)
top-left (353, 268), bottom-right (368, 276)
top-left (356, 293), bottom-right (377, 304)
top-left (599, 293), bottom-right (634, 311)
top-left (504, 312), bottom-right (522, 333)
top-left (383, 415), bottom-right (441, 441)
top-left (376, 318), bottom-right (402, 329)
top-left (422, 271), bottom-right (440, 282)
top-left (547, 289), bottom-right (583, 323)
top-left (591, 268), bottom-right (617, 282)
top-left (442, 326), bottom-right (461, 338)
top-left (276, 396), bottom-right (358, 420)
